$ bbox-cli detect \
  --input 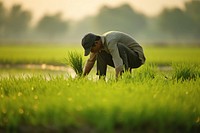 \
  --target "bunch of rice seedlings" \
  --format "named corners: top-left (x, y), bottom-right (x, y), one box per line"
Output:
top-left (66, 51), bottom-right (83, 76)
